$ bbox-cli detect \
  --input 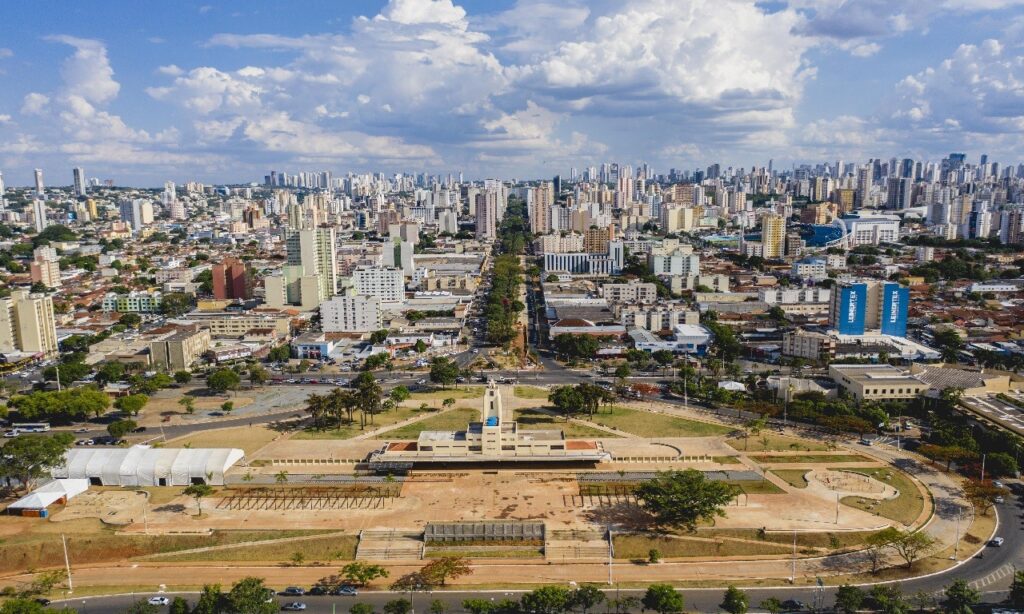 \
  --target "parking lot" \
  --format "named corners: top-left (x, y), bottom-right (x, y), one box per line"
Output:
top-left (961, 393), bottom-right (1024, 437)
